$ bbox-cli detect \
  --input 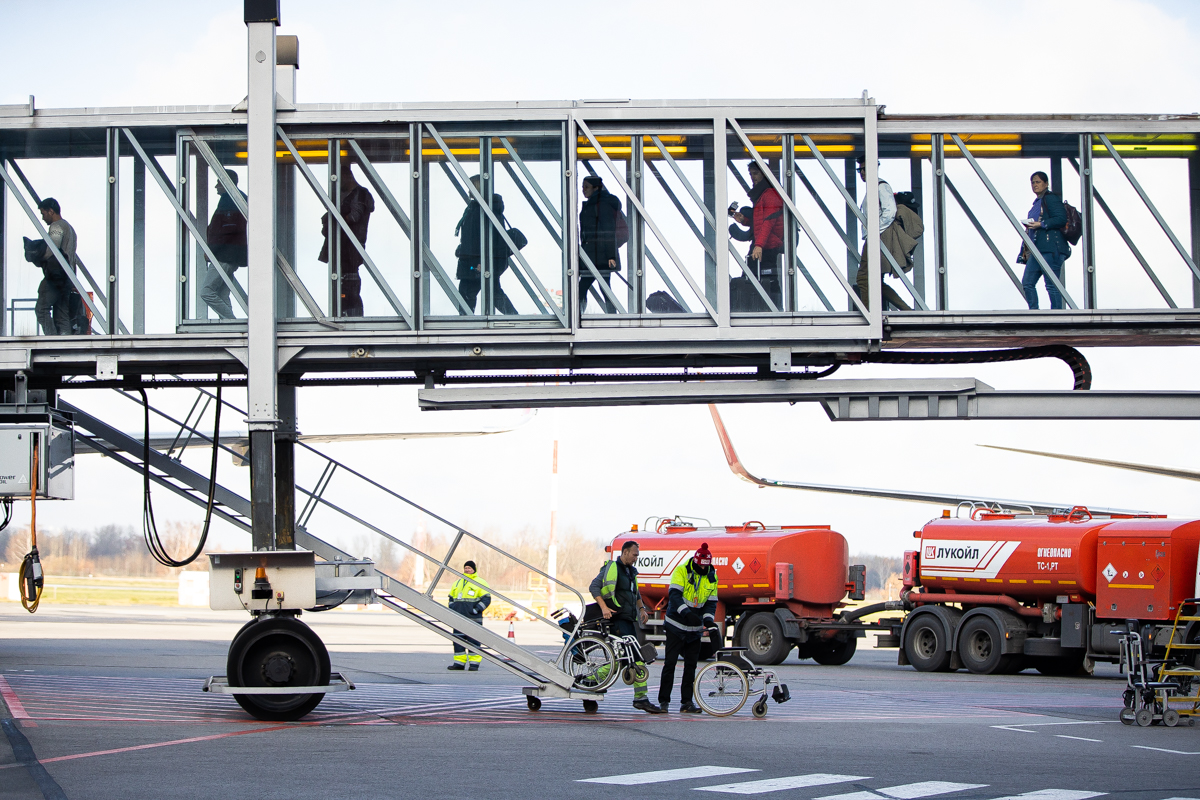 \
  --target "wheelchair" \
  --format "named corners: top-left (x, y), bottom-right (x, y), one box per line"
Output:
top-left (694, 647), bottom-right (790, 718)
top-left (554, 606), bottom-right (657, 693)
